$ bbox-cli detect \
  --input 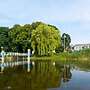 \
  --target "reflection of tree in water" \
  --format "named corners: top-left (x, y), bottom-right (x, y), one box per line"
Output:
top-left (0, 61), bottom-right (62, 90)
top-left (0, 61), bottom-right (73, 90)
top-left (30, 60), bottom-right (62, 90)
top-left (62, 65), bottom-right (72, 82)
